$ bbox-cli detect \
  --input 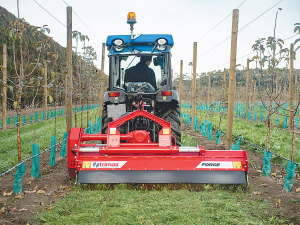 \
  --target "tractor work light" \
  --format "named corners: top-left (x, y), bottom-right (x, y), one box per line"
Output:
top-left (114, 46), bottom-right (124, 52)
top-left (157, 38), bottom-right (167, 45)
top-left (161, 91), bottom-right (172, 96)
top-left (157, 45), bottom-right (167, 51)
top-left (113, 39), bottom-right (124, 46)
top-left (127, 12), bottom-right (136, 24)
top-left (109, 92), bottom-right (120, 97)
